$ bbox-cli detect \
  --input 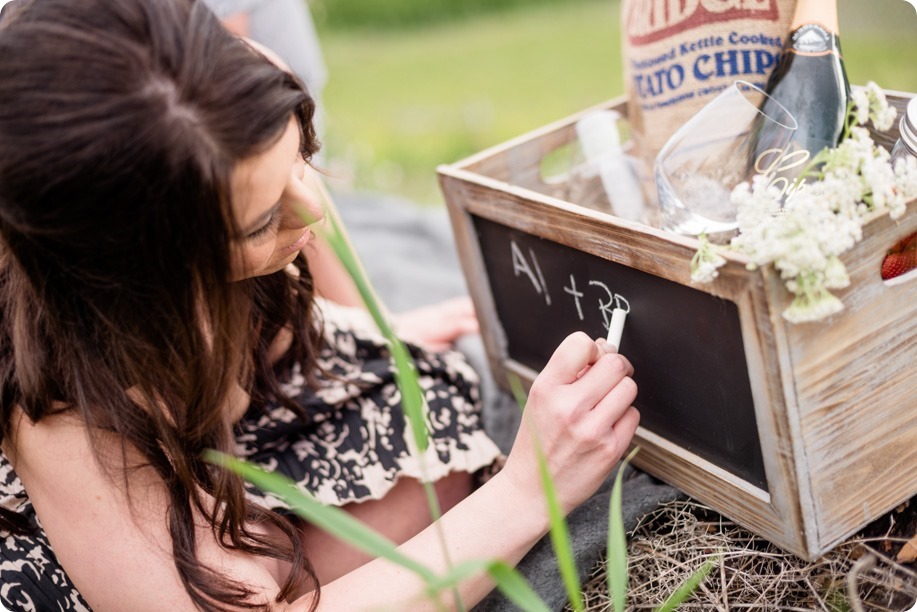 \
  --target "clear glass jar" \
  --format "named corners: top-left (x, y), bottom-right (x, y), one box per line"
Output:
top-left (890, 96), bottom-right (917, 165)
